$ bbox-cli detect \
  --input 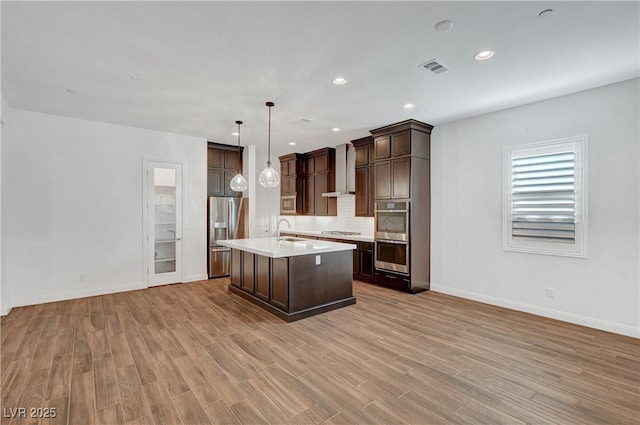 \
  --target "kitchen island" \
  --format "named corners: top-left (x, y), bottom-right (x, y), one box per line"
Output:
top-left (217, 237), bottom-right (357, 321)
